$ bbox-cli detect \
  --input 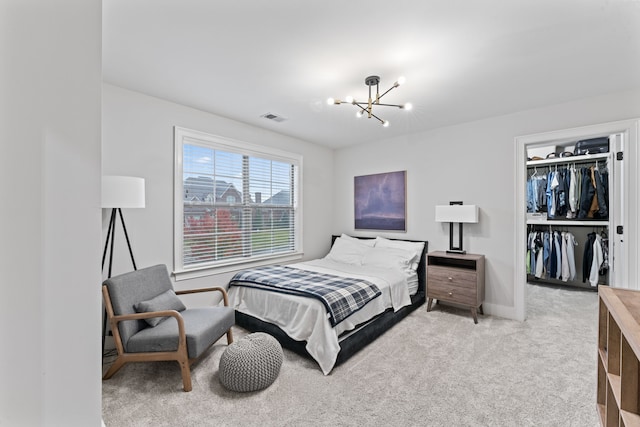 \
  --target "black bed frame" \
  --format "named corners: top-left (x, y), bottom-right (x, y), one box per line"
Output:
top-left (234, 235), bottom-right (428, 369)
